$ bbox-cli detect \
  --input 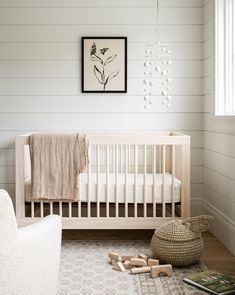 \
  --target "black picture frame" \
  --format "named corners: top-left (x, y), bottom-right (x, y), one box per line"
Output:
top-left (81, 37), bottom-right (127, 93)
